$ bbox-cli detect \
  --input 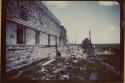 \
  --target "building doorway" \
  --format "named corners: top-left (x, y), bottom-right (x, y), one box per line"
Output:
top-left (35, 31), bottom-right (40, 44)
top-left (17, 24), bottom-right (26, 44)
